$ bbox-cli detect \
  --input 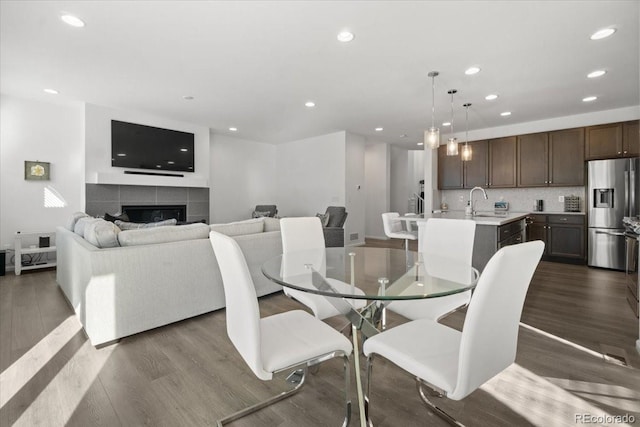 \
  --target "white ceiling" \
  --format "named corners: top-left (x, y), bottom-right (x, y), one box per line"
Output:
top-left (1, 1), bottom-right (638, 148)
